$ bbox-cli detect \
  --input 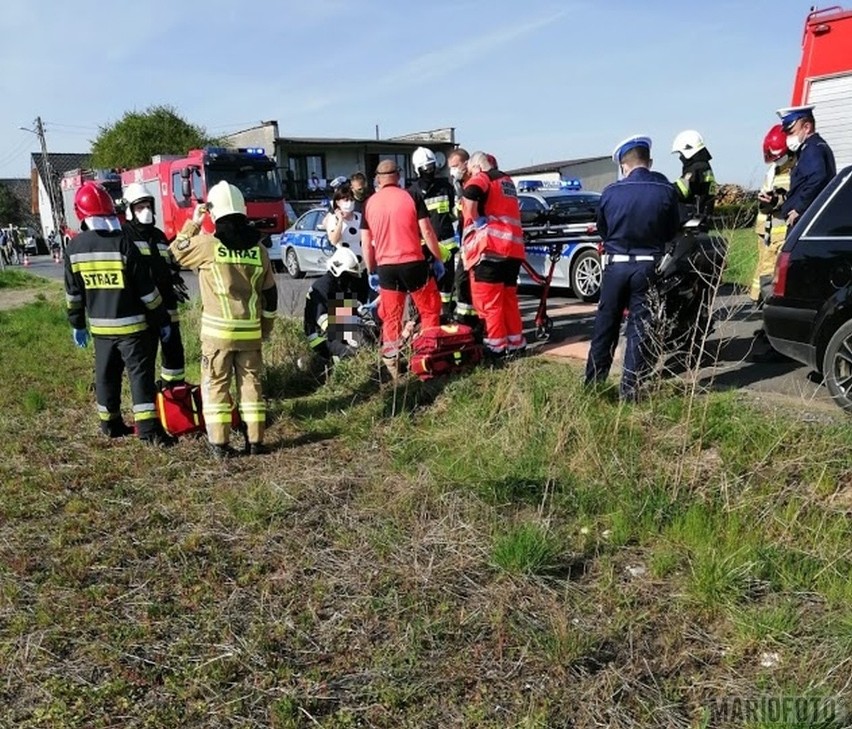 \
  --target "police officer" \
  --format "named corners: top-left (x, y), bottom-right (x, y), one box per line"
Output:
top-left (671, 129), bottom-right (717, 220)
top-left (64, 181), bottom-right (174, 444)
top-left (170, 182), bottom-right (279, 459)
top-left (775, 105), bottom-right (836, 229)
top-left (584, 135), bottom-right (680, 402)
top-left (122, 182), bottom-right (189, 386)
top-left (408, 146), bottom-right (458, 320)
